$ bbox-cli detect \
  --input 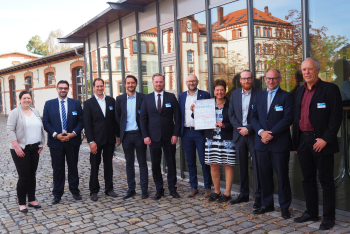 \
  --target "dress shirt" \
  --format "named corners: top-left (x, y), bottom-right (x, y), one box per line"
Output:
top-left (241, 88), bottom-right (252, 127)
top-left (95, 94), bottom-right (106, 117)
top-left (58, 97), bottom-right (68, 133)
top-left (184, 89), bottom-right (198, 127)
top-left (258, 86), bottom-right (279, 136)
top-left (299, 79), bottom-right (320, 131)
top-left (154, 90), bottom-right (164, 109)
top-left (125, 92), bottom-right (139, 131)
